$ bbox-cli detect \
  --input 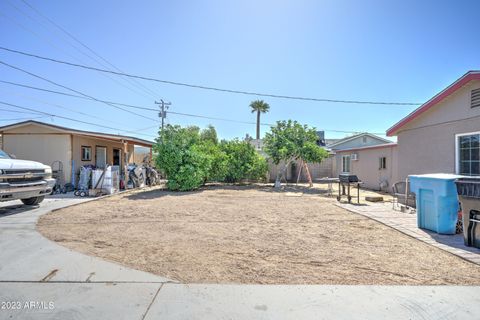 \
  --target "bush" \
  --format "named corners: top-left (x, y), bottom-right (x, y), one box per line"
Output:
top-left (154, 125), bottom-right (268, 190)
top-left (155, 125), bottom-right (211, 191)
top-left (220, 140), bottom-right (268, 183)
